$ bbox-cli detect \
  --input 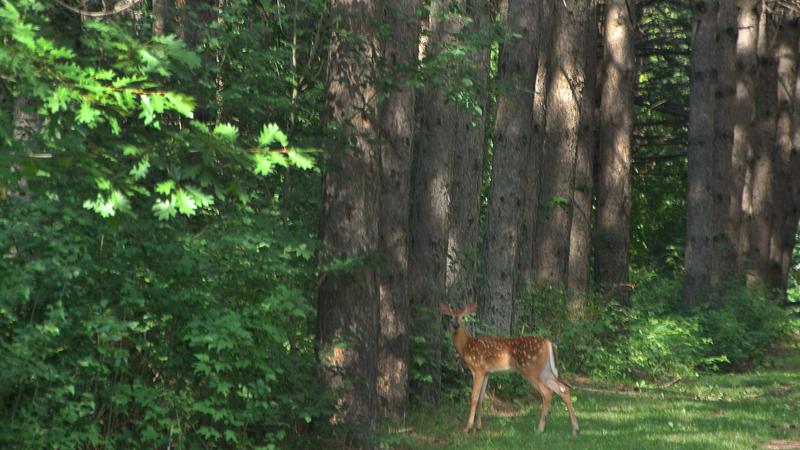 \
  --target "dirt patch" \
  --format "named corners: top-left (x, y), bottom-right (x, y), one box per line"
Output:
top-left (763, 440), bottom-right (800, 449)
